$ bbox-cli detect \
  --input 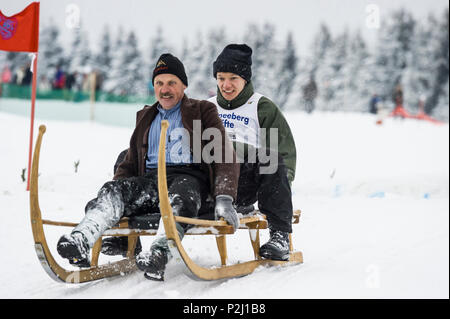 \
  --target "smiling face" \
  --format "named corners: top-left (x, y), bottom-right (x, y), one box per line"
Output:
top-left (154, 73), bottom-right (187, 109)
top-left (216, 72), bottom-right (247, 101)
